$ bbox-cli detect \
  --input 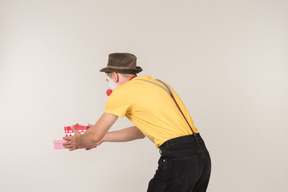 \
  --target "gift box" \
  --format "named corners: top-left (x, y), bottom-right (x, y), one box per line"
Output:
top-left (53, 124), bottom-right (97, 150)
top-left (53, 140), bottom-right (97, 149)
top-left (64, 125), bottom-right (90, 137)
